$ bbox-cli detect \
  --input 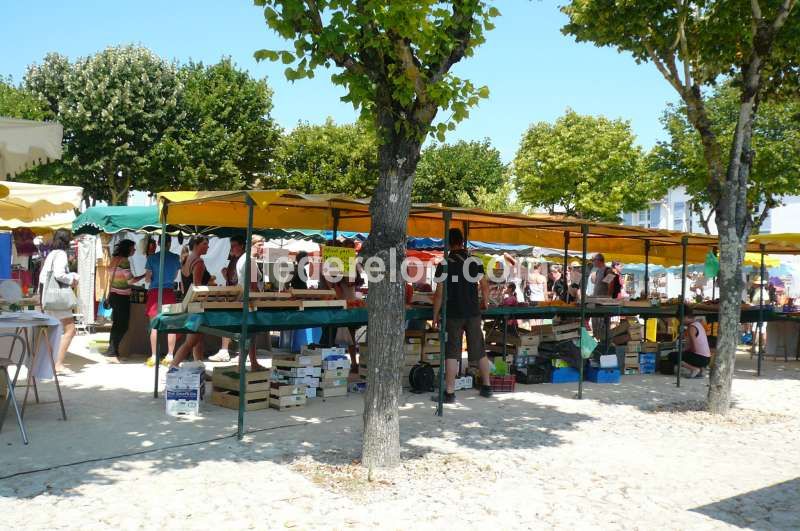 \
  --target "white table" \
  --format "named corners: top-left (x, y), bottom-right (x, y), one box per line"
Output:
top-left (0, 311), bottom-right (66, 429)
top-left (766, 321), bottom-right (800, 361)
